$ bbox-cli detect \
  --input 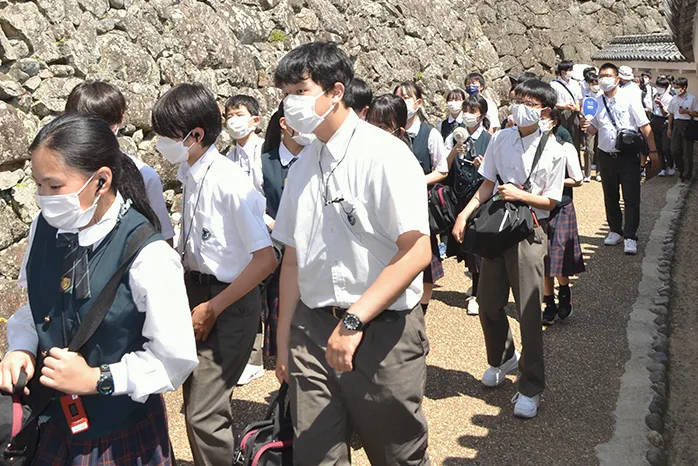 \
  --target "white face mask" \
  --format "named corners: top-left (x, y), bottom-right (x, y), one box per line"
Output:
top-left (227, 116), bottom-right (255, 140)
top-left (404, 98), bottom-right (418, 119)
top-left (538, 118), bottom-right (554, 132)
top-left (283, 91), bottom-right (335, 135)
top-left (447, 101), bottom-right (463, 116)
top-left (590, 84), bottom-right (601, 94)
top-left (511, 104), bottom-right (542, 127)
top-left (156, 131), bottom-right (195, 165)
top-left (292, 132), bottom-right (316, 146)
top-left (599, 77), bottom-right (618, 92)
top-left (462, 112), bottom-right (480, 128)
top-left (35, 172), bottom-right (101, 231)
